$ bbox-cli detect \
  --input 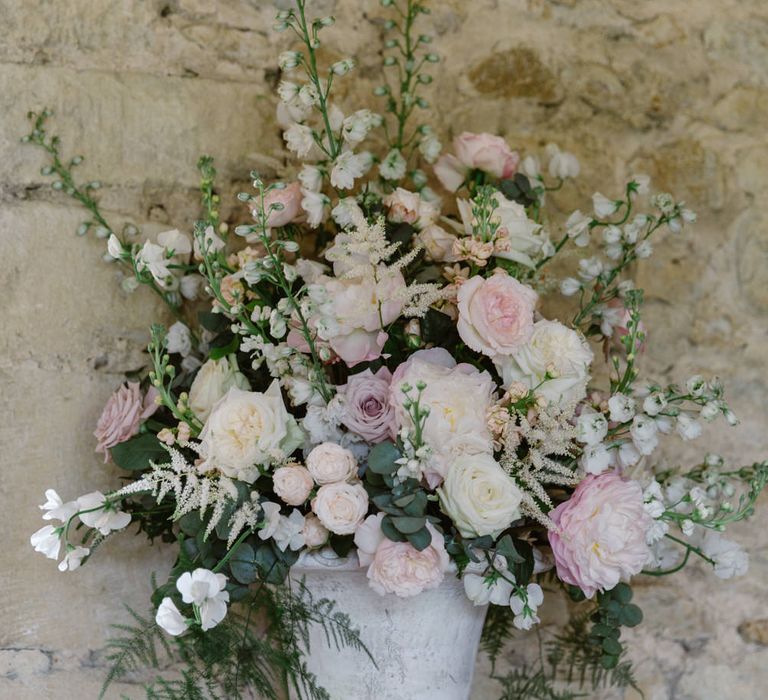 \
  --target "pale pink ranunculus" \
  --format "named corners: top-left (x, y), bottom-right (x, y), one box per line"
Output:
top-left (457, 272), bottom-right (537, 358)
top-left (94, 383), bottom-right (159, 462)
top-left (548, 473), bottom-right (652, 598)
top-left (382, 188), bottom-right (437, 229)
top-left (337, 367), bottom-right (397, 443)
top-left (261, 182), bottom-right (305, 229)
top-left (272, 465), bottom-right (314, 506)
top-left (354, 513), bottom-right (450, 597)
top-left (434, 132), bottom-right (520, 192)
